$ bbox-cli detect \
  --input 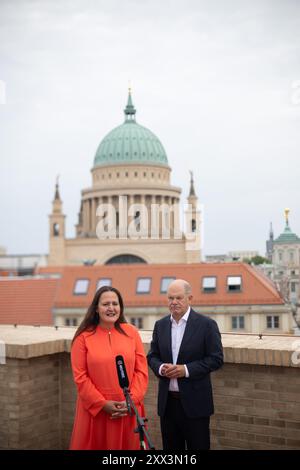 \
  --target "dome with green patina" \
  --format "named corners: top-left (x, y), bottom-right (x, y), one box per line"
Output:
top-left (274, 211), bottom-right (300, 245)
top-left (274, 223), bottom-right (300, 244)
top-left (94, 92), bottom-right (168, 168)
